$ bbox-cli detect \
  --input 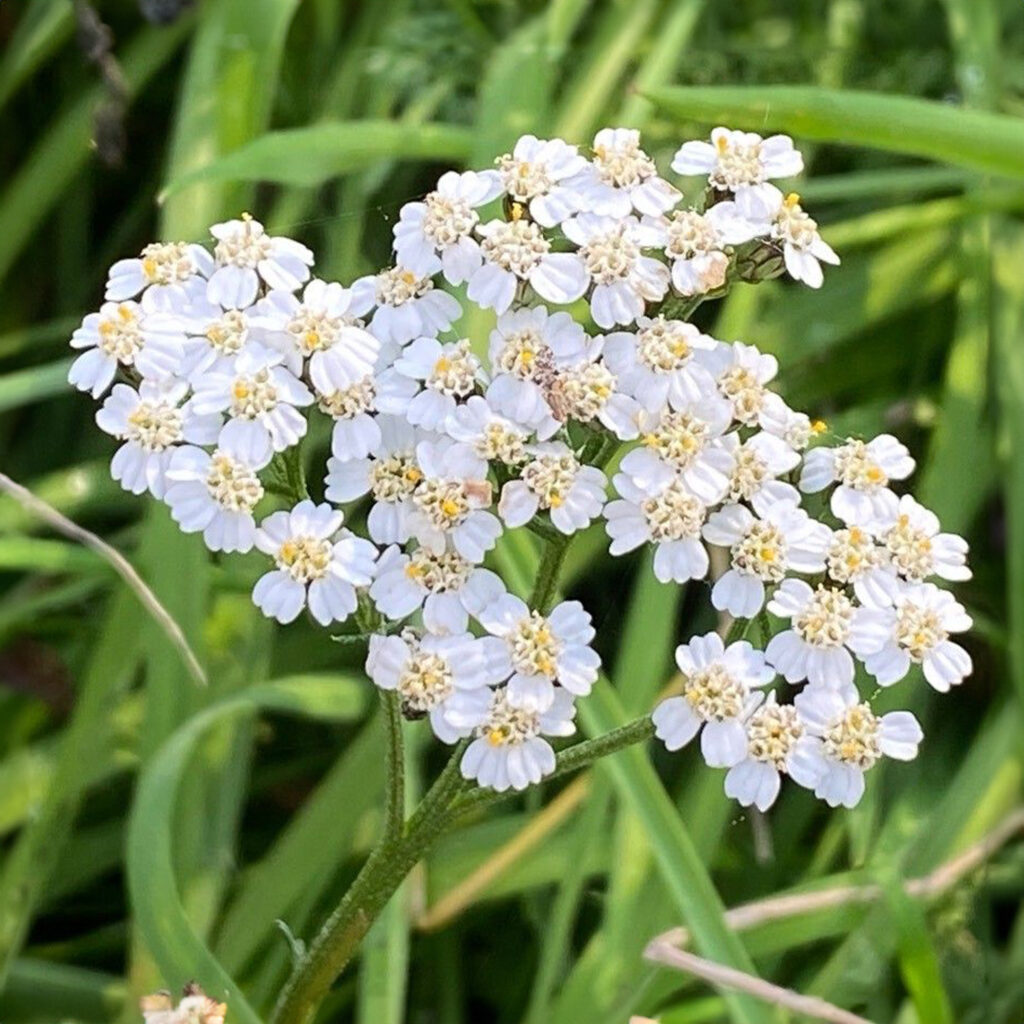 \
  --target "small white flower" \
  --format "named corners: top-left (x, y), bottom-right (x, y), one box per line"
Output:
top-left (324, 415), bottom-right (432, 545)
top-left (758, 392), bottom-right (819, 451)
top-left (618, 399), bottom-right (735, 505)
top-left (702, 341), bottom-right (779, 427)
top-left (602, 316), bottom-right (717, 414)
top-left (861, 581), bottom-right (972, 691)
top-left (794, 686), bottom-right (923, 808)
top-left (486, 305), bottom-right (588, 434)
top-left (731, 186), bottom-right (840, 288)
top-left (720, 431), bottom-right (801, 514)
top-left (142, 988), bottom-right (225, 1024)
top-left (105, 240), bottom-right (213, 310)
top-left (800, 435), bottom-right (916, 527)
top-left (351, 265), bottom-right (462, 345)
top-left (568, 128), bottom-right (680, 219)
top-left (872, 493), bottom-right (972, 584)
top-left (472, 594), bottom-right (600, 711)
top-left (95, 380), bottom-right (220, 498)
top-left (468, 214), bottom-right (588, 315)
top-left (605, 472), bottom-right (709, 583)
top-left (252, 500), bottom-right (376, 625)
top-left (495, 135), bottom-right (588, 226)
top-left (500, 443), bottom-right (607, 536)
top-left (723, 693), bottom-right (820, 811)
top-left (648, 205), bottom-right (757, 296)
top-left (206, 215), bottom-right (313, 308)
top-left (562, 213), bottom-right (669, 328)
top-left (671, 128), bottom-right (803, 201)
top-left (191, 345), bottom-right (313, 463)
top-left (393, 169), bottom-right (502, 281)
top-left (447, 395), bottom-right (531, 465)
top-left (765, 579), bottom-right (890, 688)
top-left (457, 687), bottom-right (577, 792)
top-left (254, 279), bottom-right (381, 393)
top-left (551, 347), bottom-right (643, 440)
top-left (376, 337), bottom-right (482, 431)
top-left (703, 502), bottom-right (829, 618)
top-left (367, 629), bottom-right (507, 742)
top-left (653, 632), bottom-right (773, 767)
top-left (318, 374), bottom-right (381, 461)
top-left (69, 300), bottom-right (184, 397)
top-left (407, 438), bottom-right (501, 562)
top-left (824, 525), bottom-right (898, 607)
top-left (370, 544), bottom-right (506, 634)
top-left (164, 432), bottom-right (272, 553)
